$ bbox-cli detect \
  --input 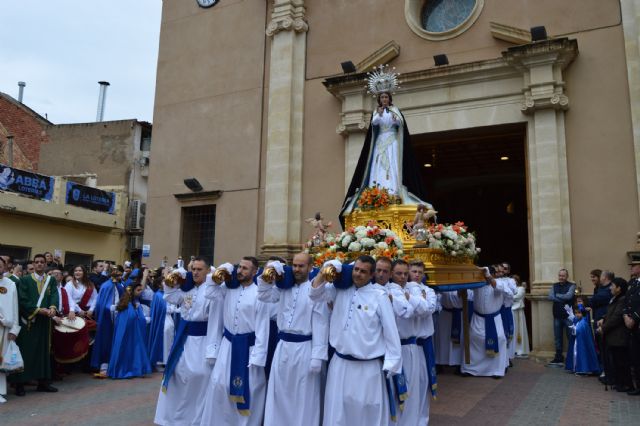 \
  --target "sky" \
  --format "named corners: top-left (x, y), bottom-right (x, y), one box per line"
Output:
top-left (0, 1), bottom-right (162, 124)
